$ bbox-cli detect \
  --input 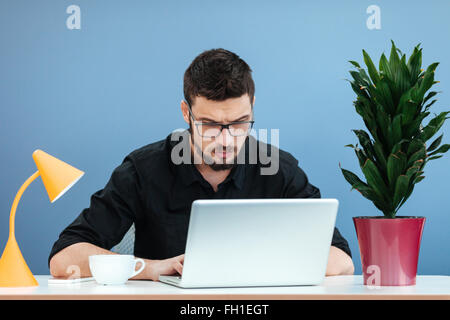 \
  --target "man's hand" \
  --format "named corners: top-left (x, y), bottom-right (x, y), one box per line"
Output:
top-left (134, 254), bottom-right (184, 281)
